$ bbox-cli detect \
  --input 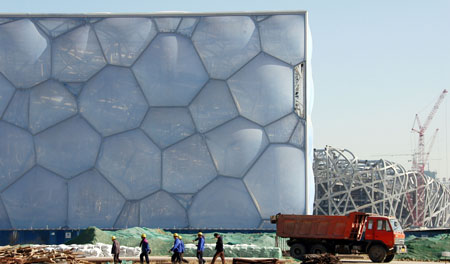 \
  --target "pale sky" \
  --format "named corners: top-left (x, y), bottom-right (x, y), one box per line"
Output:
top-left (2, 0), bottom-right (450, 179)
